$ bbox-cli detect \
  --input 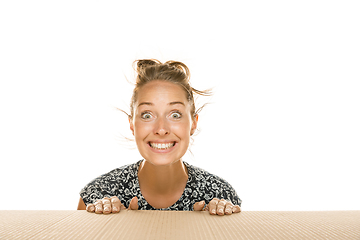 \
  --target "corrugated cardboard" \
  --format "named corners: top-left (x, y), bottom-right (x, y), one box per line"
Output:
top-left (1, 210), bottom-right (359, 239)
